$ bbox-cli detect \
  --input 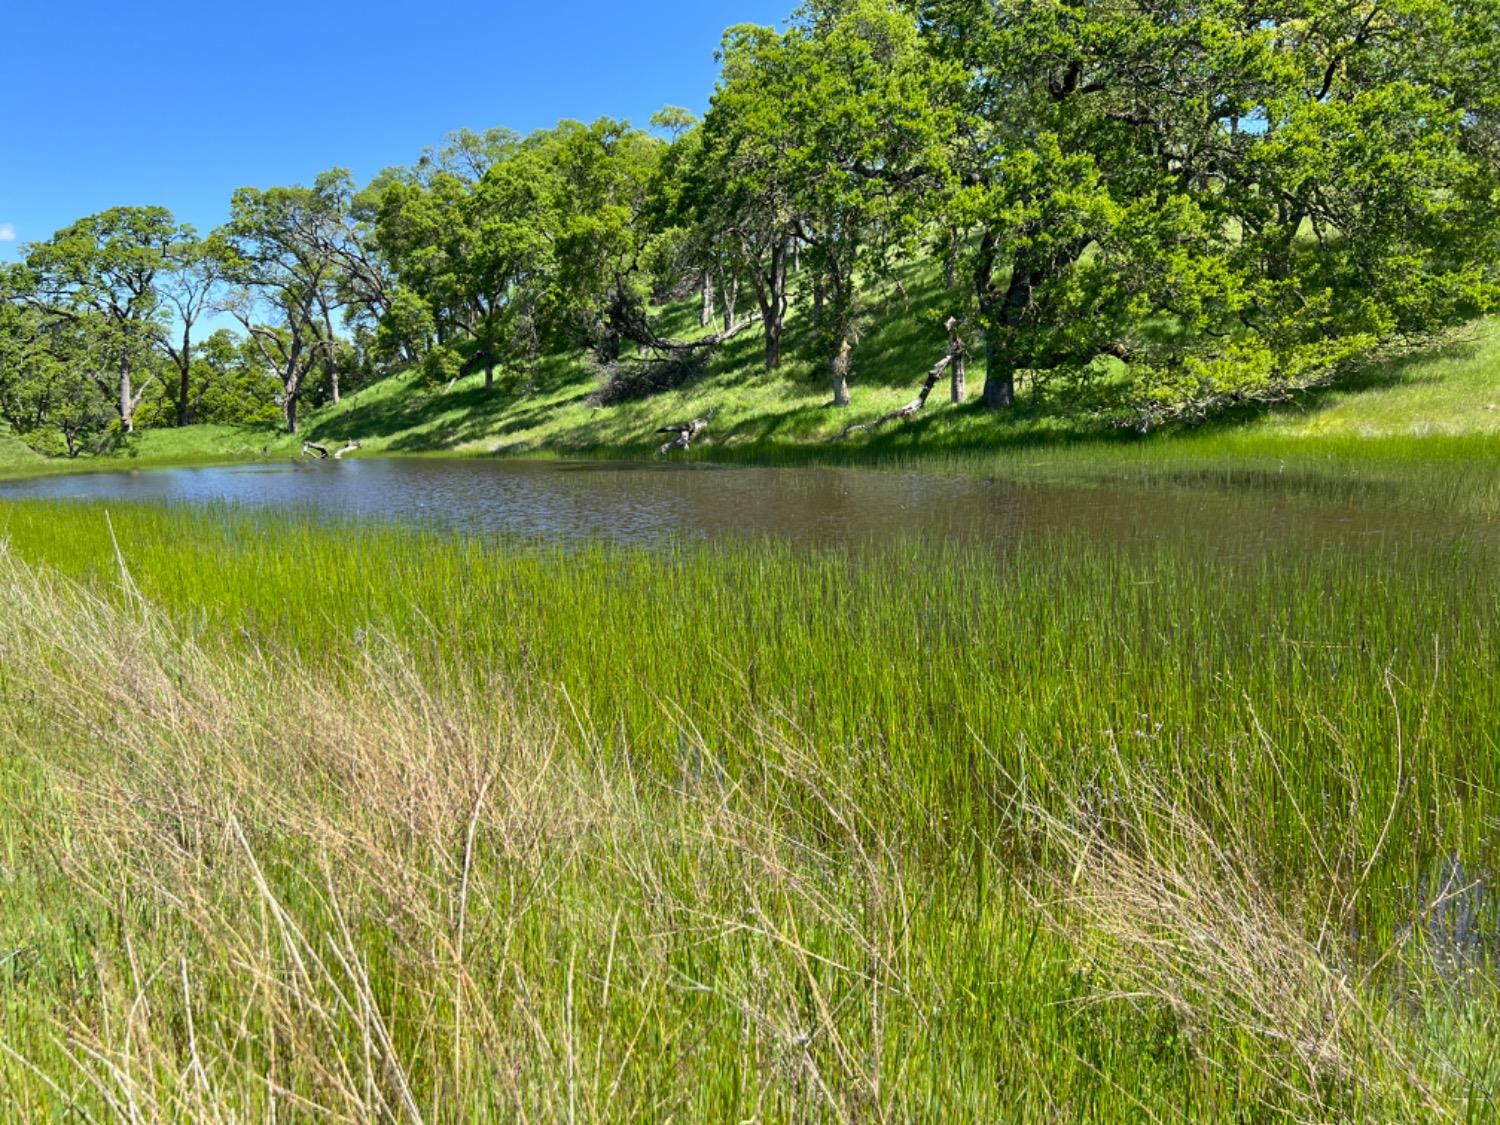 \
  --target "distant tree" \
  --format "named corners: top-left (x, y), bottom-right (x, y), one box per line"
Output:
top-left (783, 0), bottom-right (956, 406)
top-left (155, 230), bottom-right (228, 426)
top-left (0, 272), bottom-right (116, 456)
top-left (463, 145), bottom-right (559, 387)
top-left (690, 26), bottom-right (802, 370)
top-left (20, 206), bottom-right (180, 433)
top-left (220, 182), bottom-right (345, 434)
top-left (190, 329), bottom-right (283, 425)
top-left (546, 119), bottom-right (669, 362)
